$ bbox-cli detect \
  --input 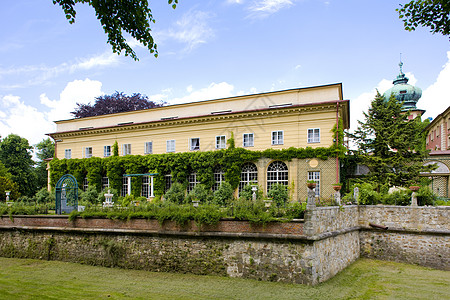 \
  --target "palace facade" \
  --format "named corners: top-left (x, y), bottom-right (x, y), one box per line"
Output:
top-left (48, 83), bottom-right (350, 201)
